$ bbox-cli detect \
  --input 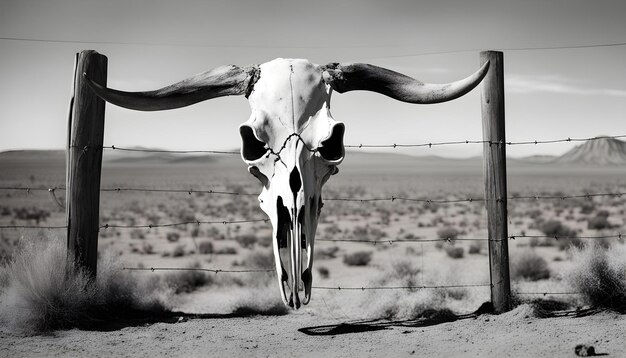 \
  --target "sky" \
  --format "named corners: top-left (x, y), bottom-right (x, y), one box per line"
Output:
top-left (0, 0), bottom-right (625, 158)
